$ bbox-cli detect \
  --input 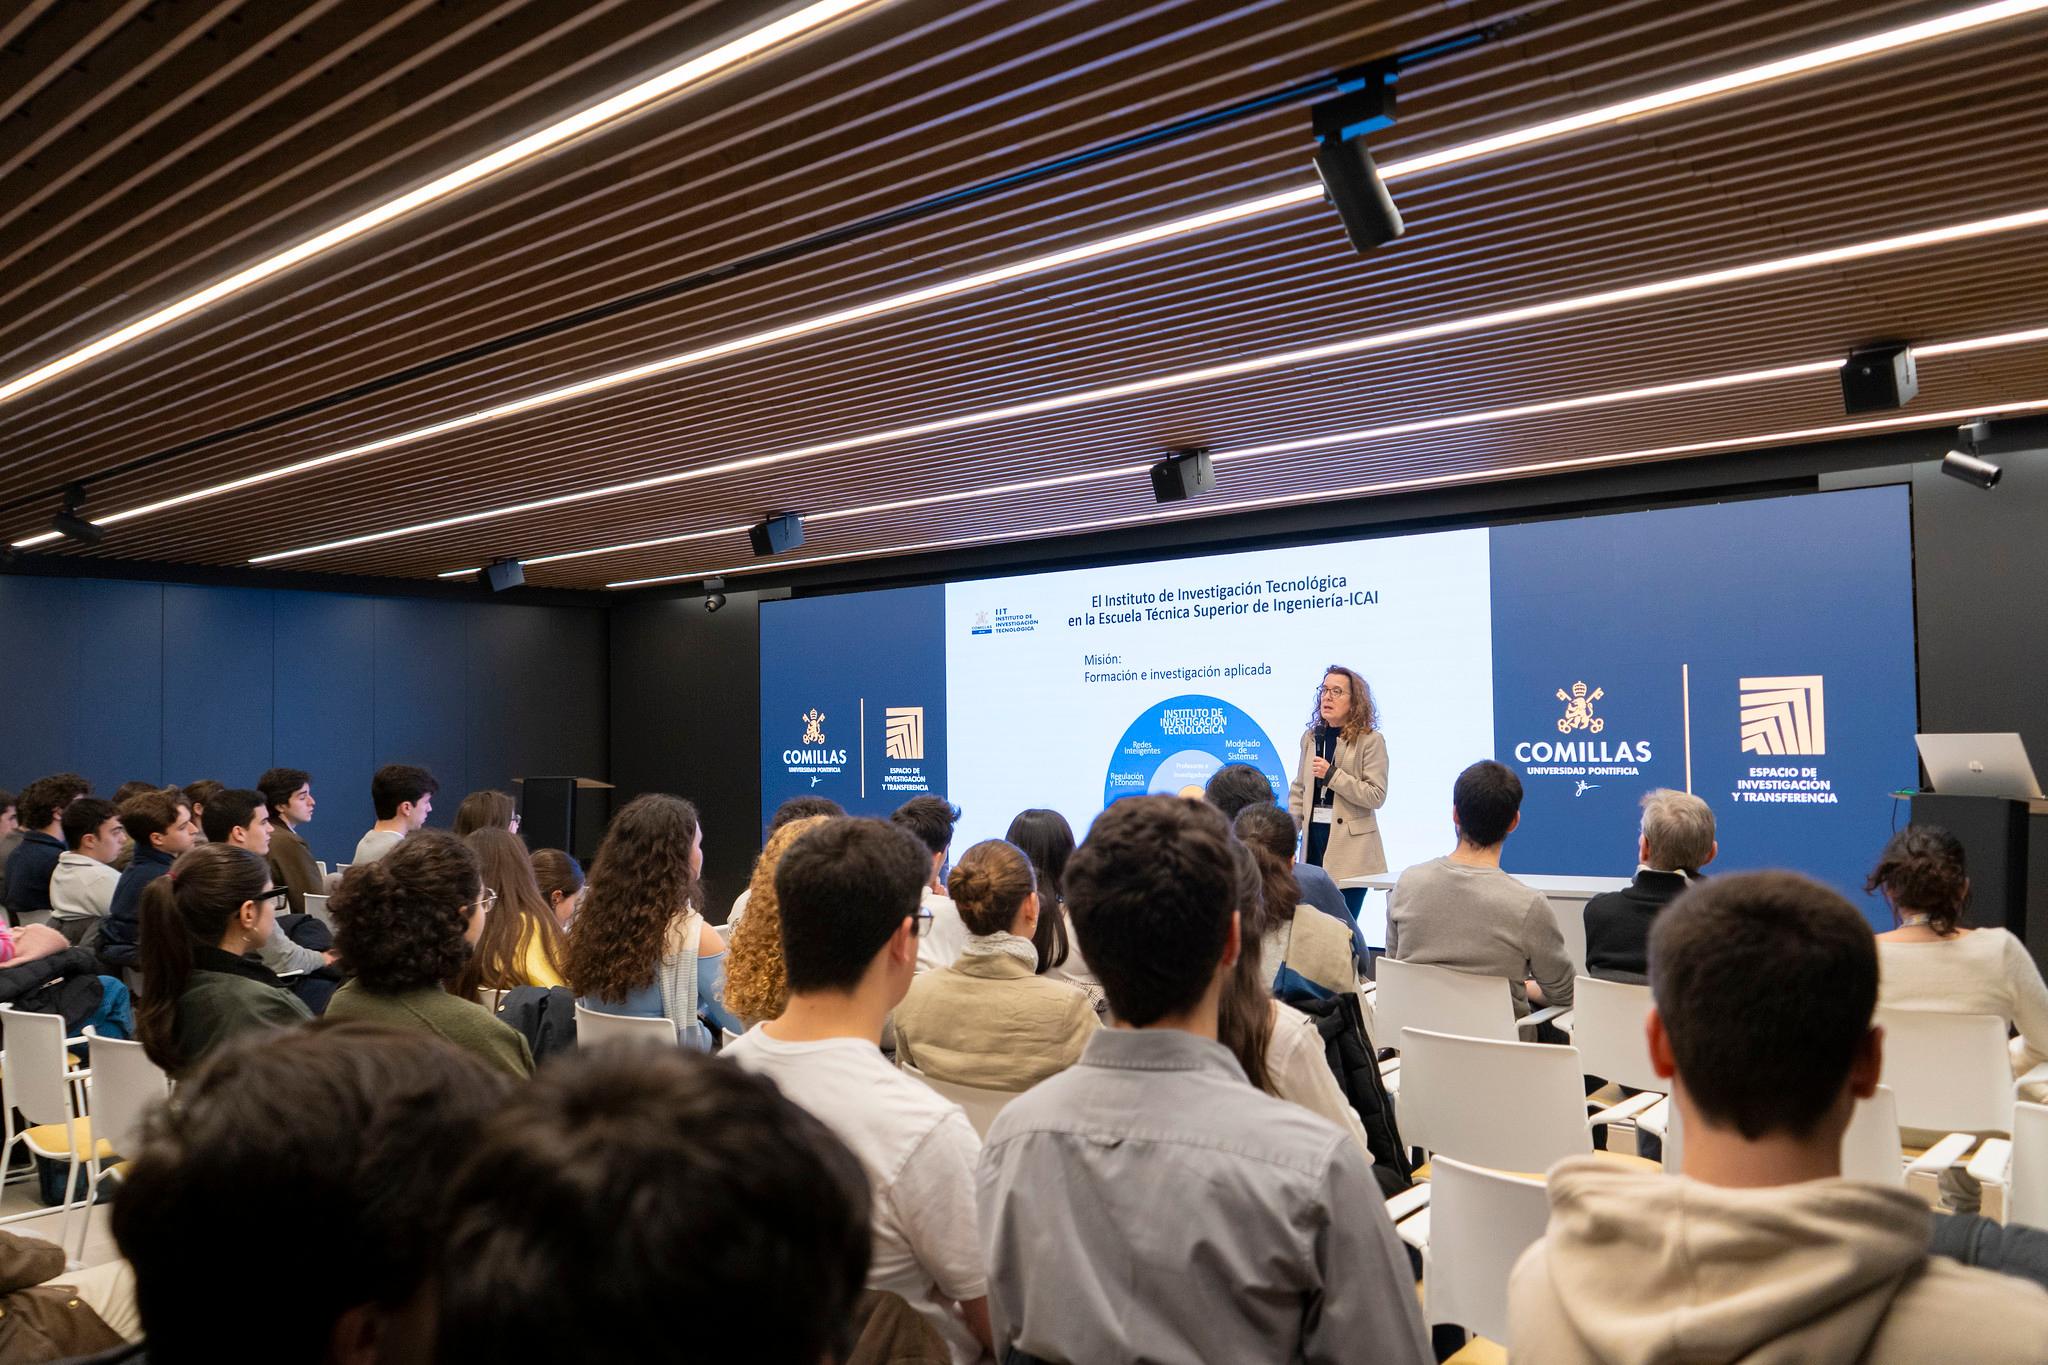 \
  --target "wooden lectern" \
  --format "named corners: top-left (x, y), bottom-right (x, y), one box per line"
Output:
top-left (515, 777), bottom-right (614, 863)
